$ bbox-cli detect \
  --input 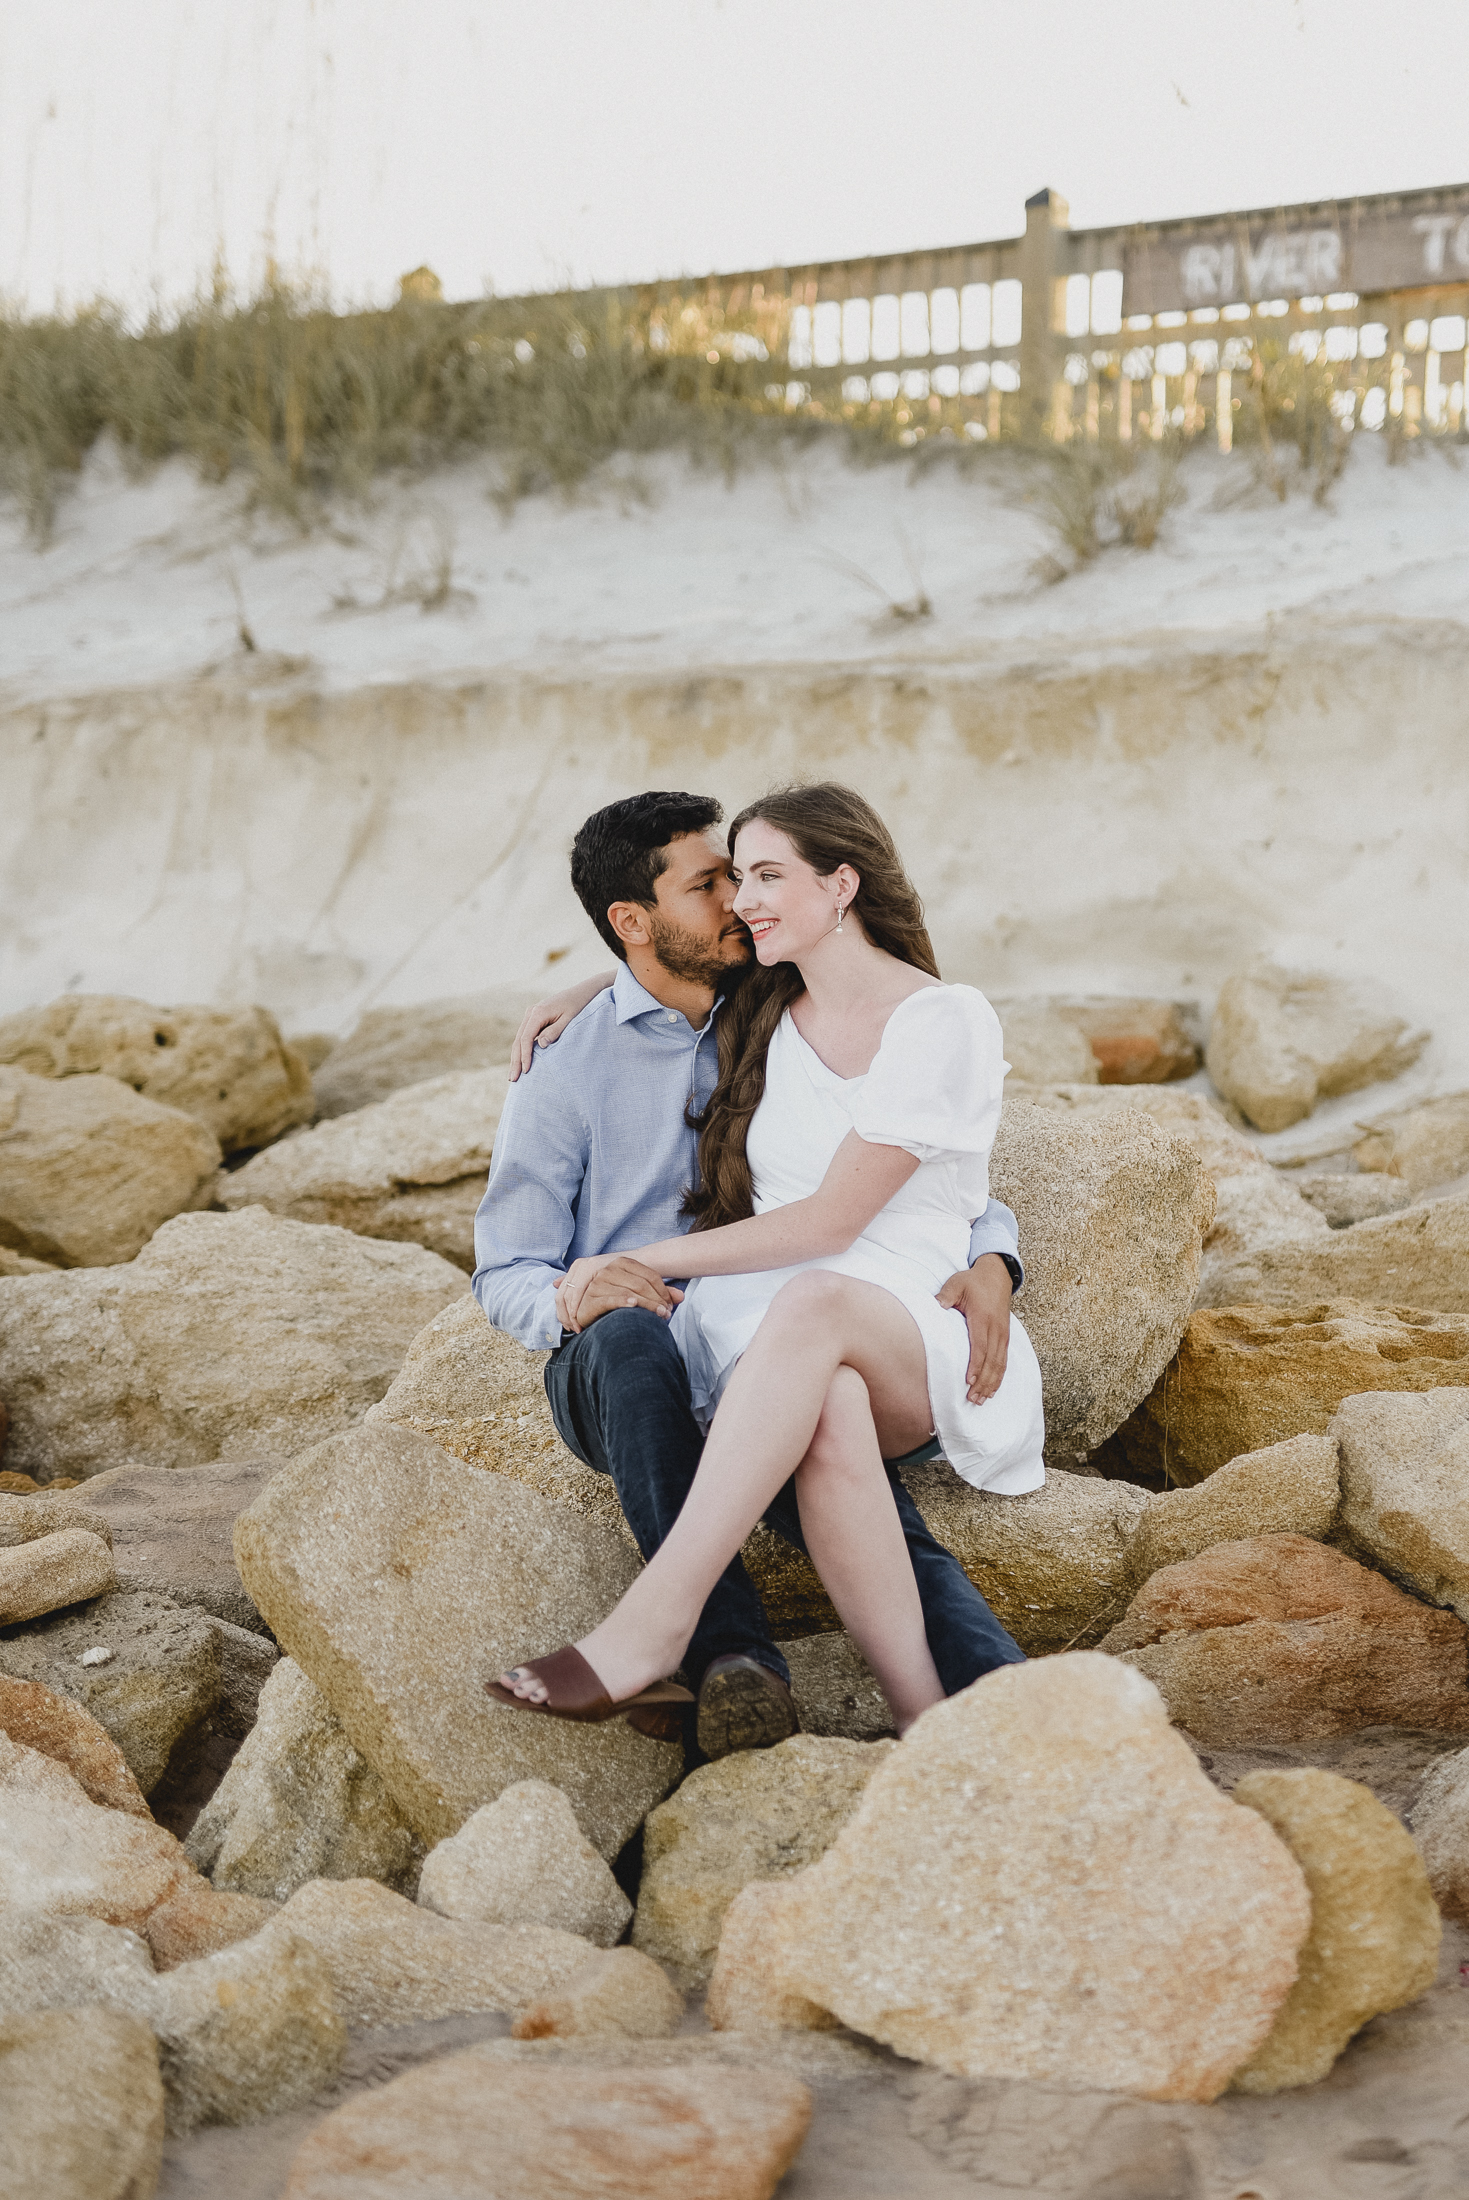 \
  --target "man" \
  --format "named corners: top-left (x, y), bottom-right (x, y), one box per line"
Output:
top-left (472, 790), bottom-right (1025, 1760)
